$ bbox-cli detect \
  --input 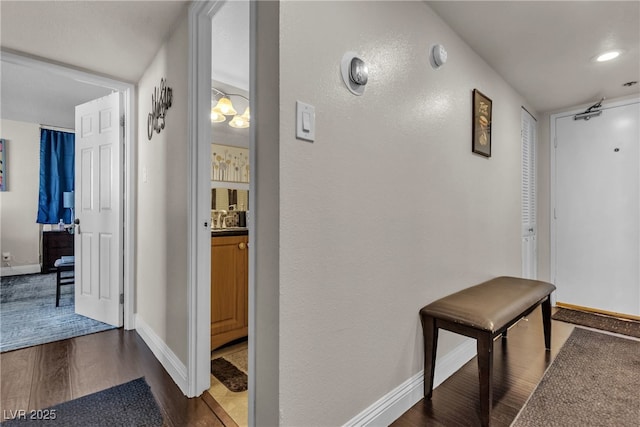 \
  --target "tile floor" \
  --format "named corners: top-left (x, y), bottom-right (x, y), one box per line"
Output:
top-left (208, 340), bottom-right (248, 426)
